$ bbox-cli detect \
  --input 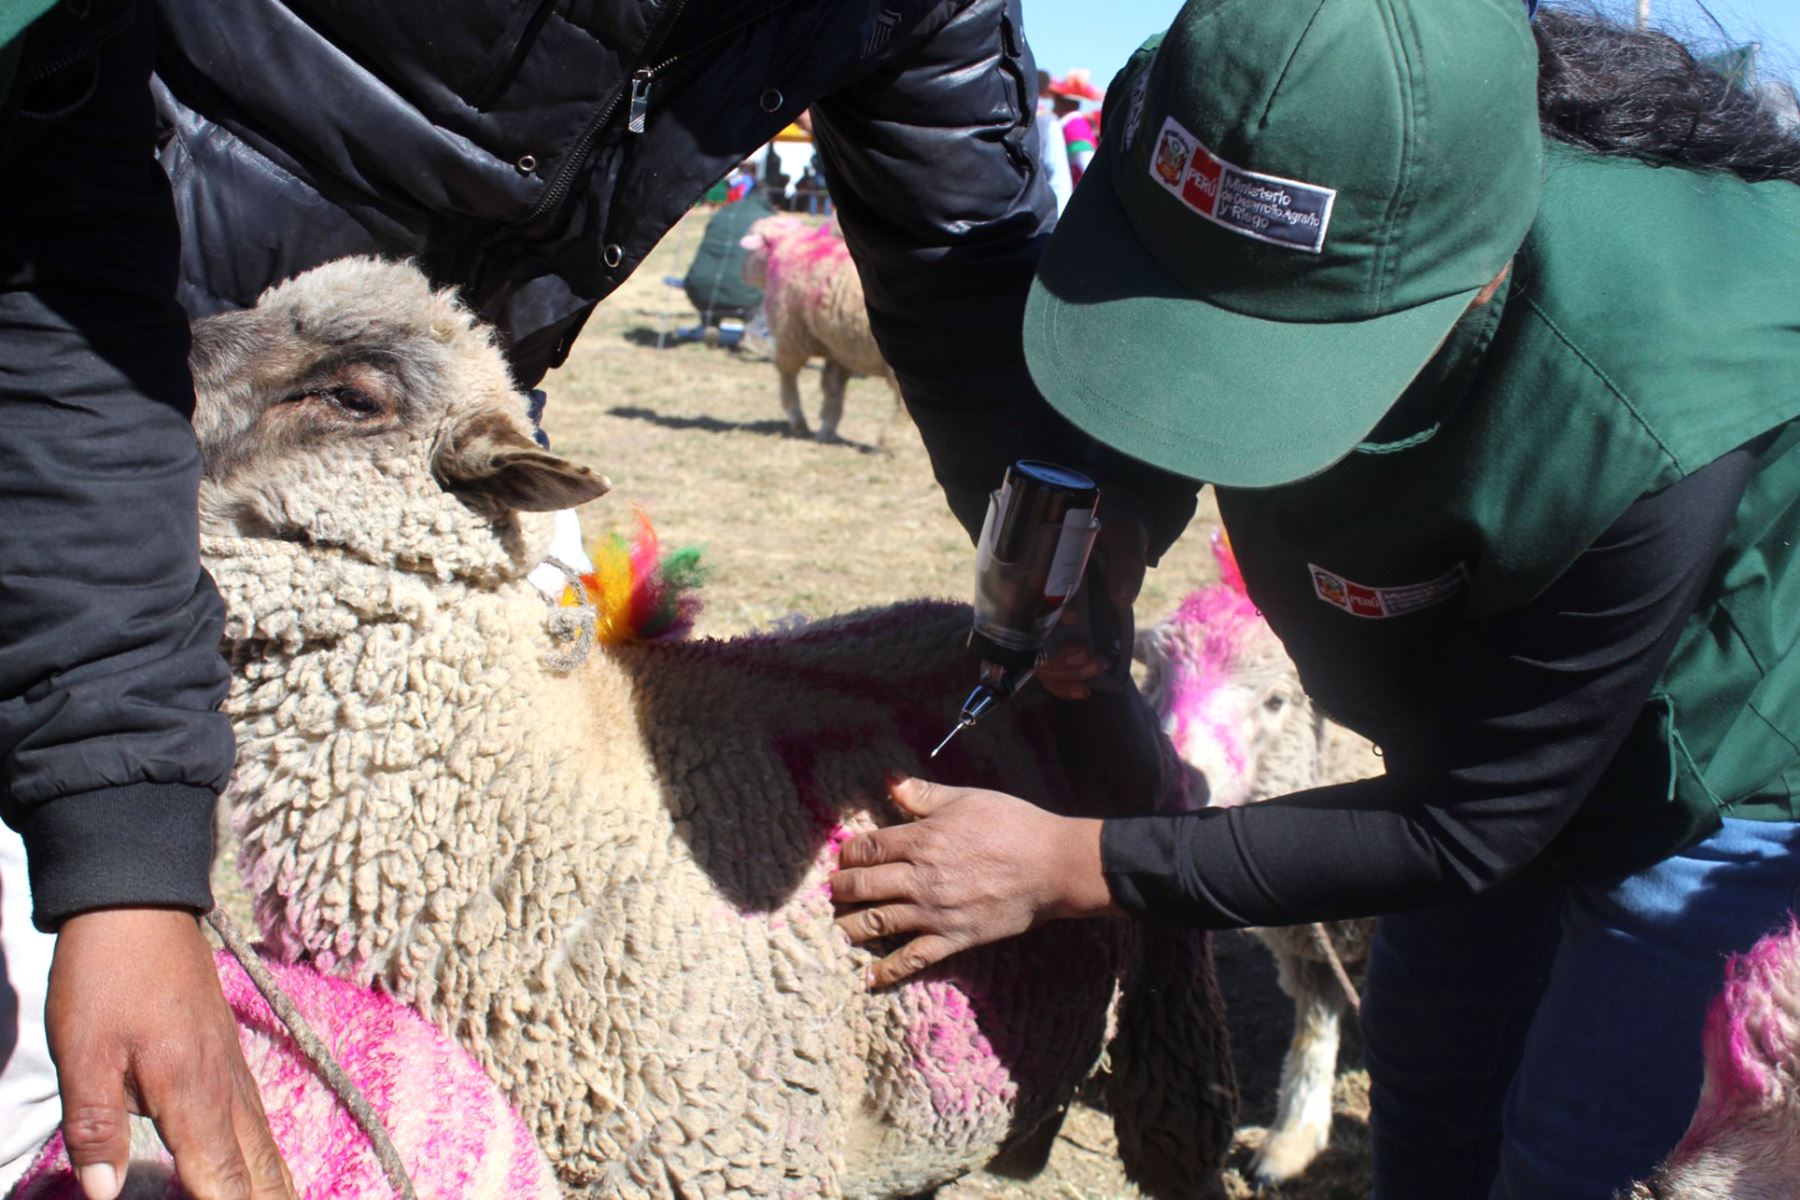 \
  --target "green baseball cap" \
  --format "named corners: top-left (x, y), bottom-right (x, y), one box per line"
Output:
top-left (1023, 0), bottom-right (1544, 487)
